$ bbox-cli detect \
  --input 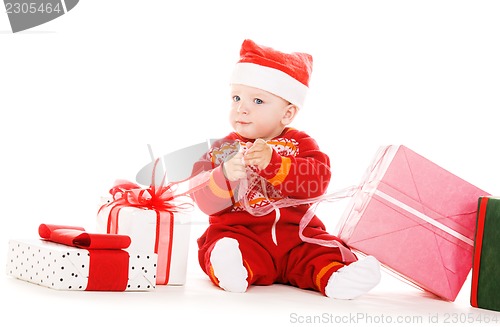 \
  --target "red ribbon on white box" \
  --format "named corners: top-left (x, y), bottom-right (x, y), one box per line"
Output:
top-left (99, 159), bottom-right (193, 285)
top-left (101, 185), bottom-right (180, 285)
top-left (38, 224), bottom-right (131, 291)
